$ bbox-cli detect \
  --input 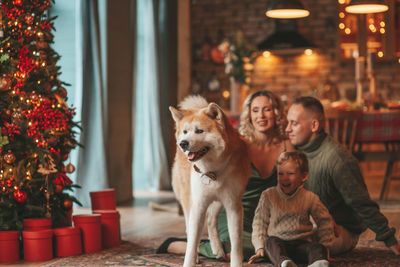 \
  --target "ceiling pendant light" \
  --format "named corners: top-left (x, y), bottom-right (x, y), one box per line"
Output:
top-left (266, 0), bottom-right (310, 19)
top-left (345, 0), bottom-right (389, 14)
